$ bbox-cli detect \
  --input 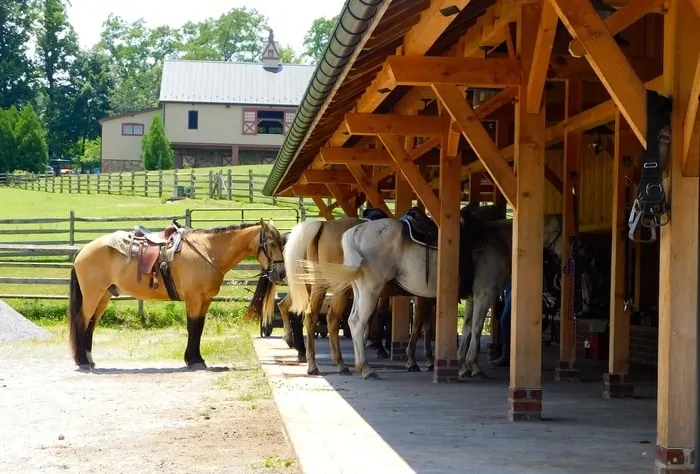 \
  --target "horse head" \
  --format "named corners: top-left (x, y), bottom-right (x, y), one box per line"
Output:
top-left (257, 219), bottom-right (286, 283)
